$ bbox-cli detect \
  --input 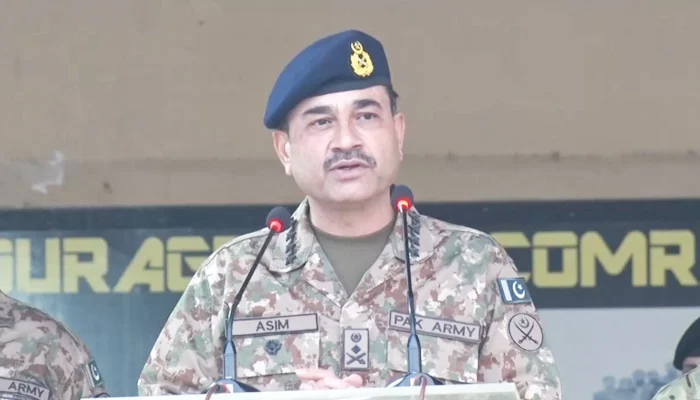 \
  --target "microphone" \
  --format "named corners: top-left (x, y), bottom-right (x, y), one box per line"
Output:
top-left (387, 185), bottom-right (444, 388)
top-left (206, 206), bottom-right (292, 396)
